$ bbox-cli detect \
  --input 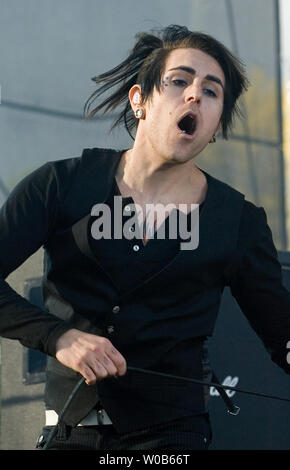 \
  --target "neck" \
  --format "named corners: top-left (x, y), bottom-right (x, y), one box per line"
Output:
top-left (116, 143), bottom-right (200, 204)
